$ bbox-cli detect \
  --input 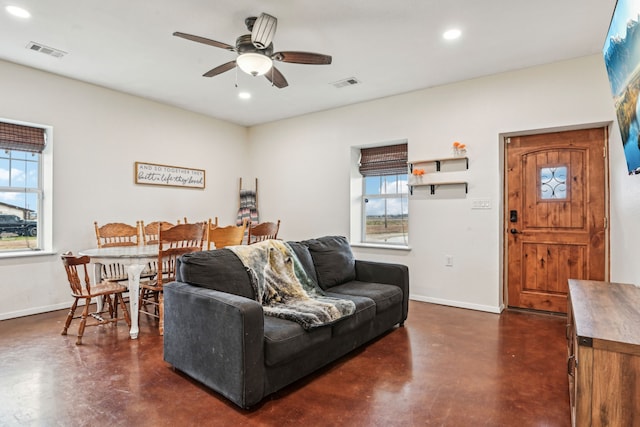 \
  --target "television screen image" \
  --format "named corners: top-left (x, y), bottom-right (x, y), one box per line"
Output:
top-left (603, 0), bottom-right (640, 174)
